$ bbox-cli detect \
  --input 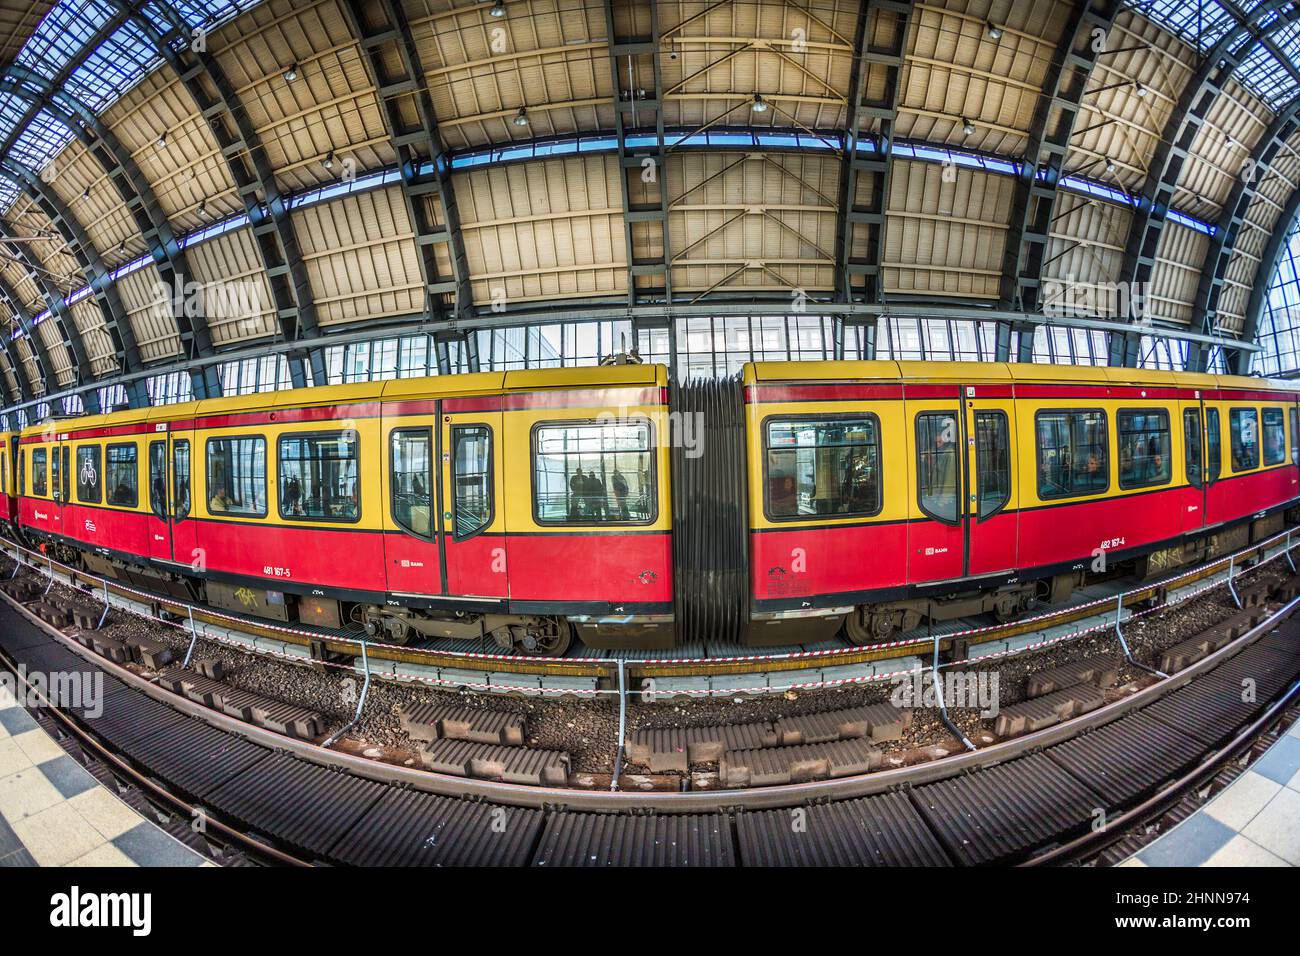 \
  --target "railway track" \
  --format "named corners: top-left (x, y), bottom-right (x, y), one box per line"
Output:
top-left (1, 564), bottom-right (1296, 865)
